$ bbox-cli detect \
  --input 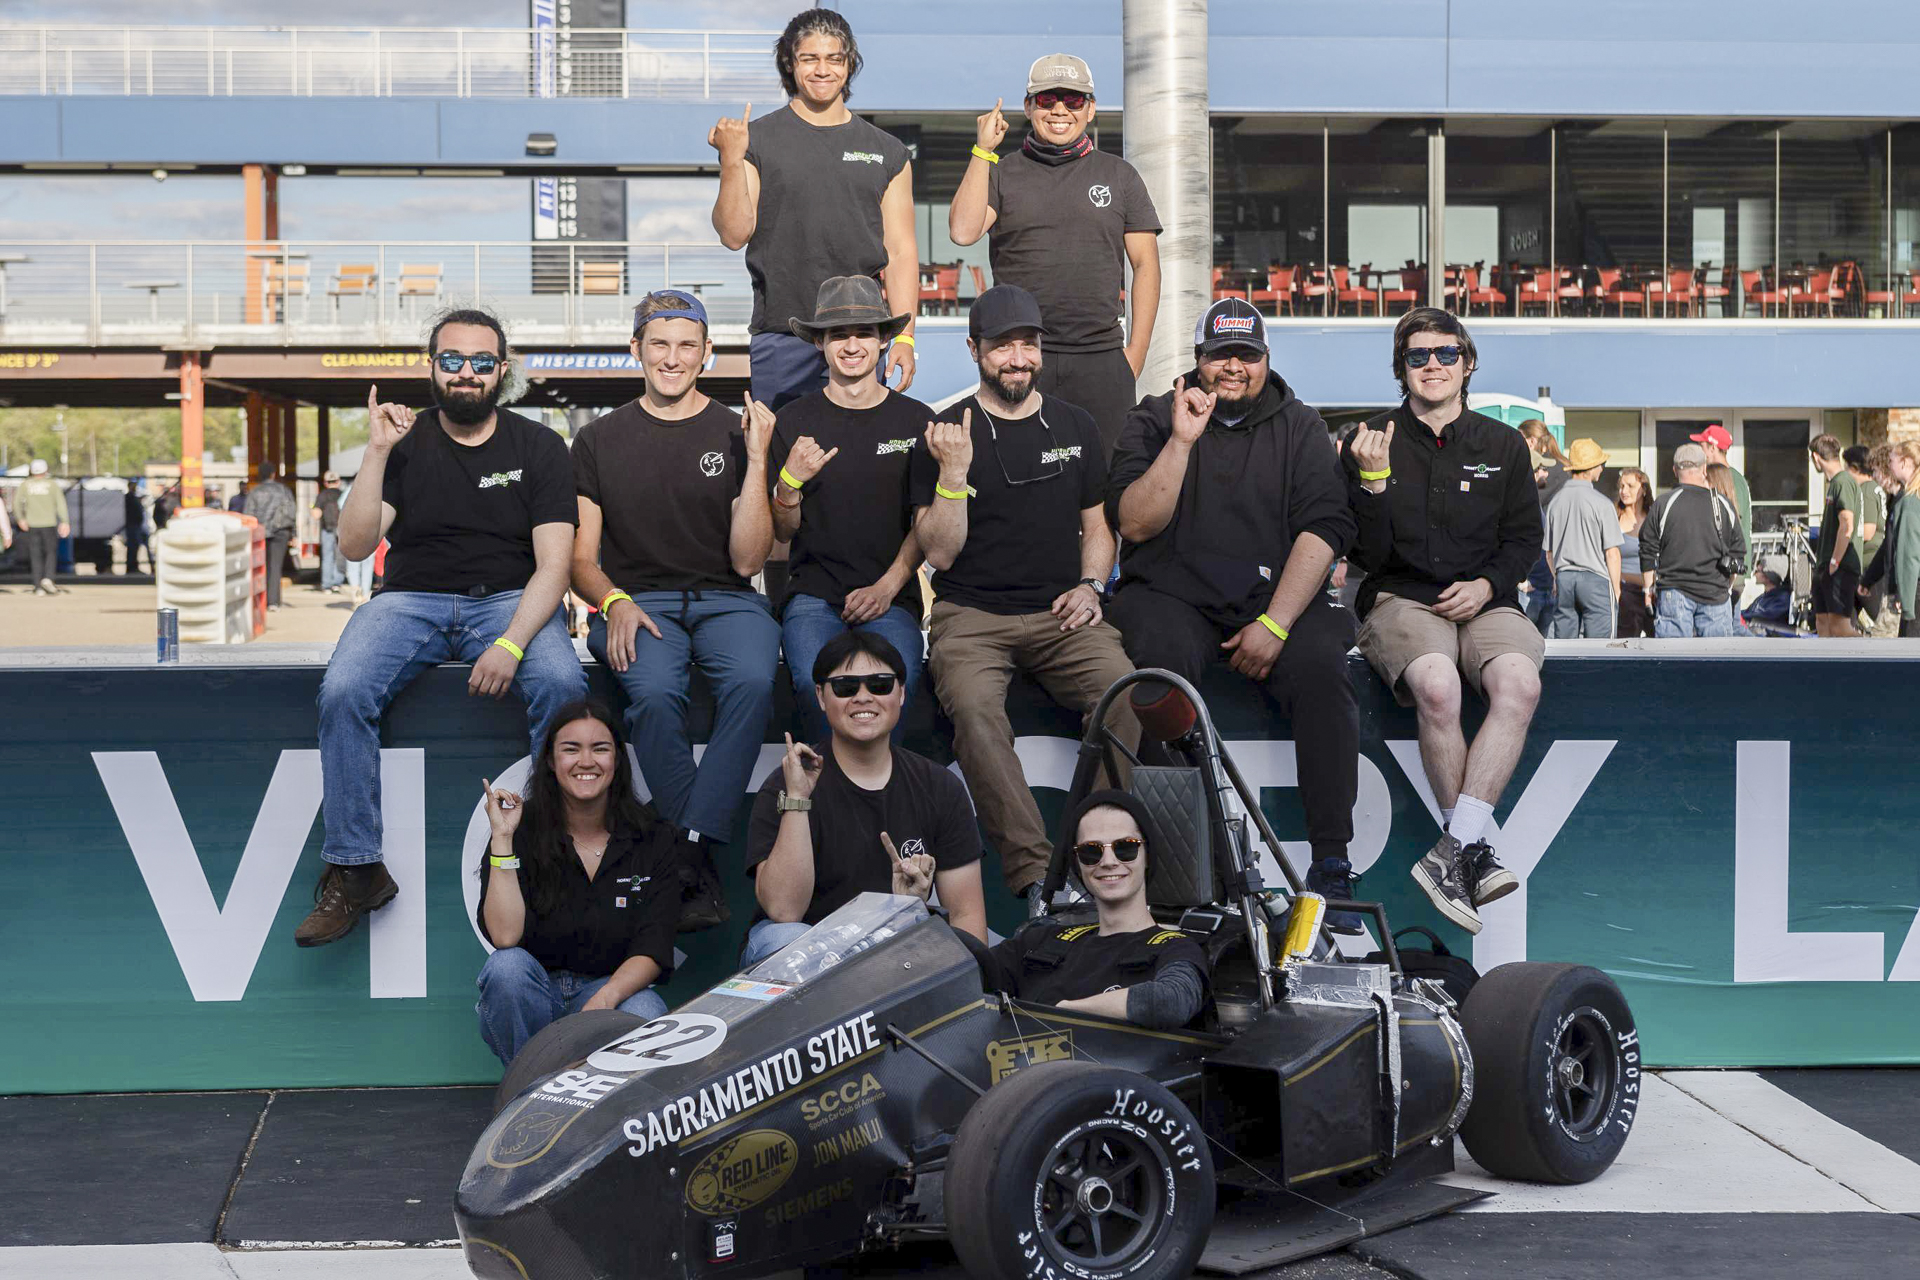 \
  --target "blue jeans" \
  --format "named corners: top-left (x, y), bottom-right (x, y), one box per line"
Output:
top-left (317, 589), bottom-right (586, 864)
top-left (320, 528), bottom-right (345, 590)
top-left (1655, 588), bottom-right (1736, 638)
top-left (475, 946), bottom-right (669, 1066)
top-left (1522, 585), bottom-right (1556, 634)
top-left (345, 552), bottom-right (374, 594)
top-left (780, 593), bottom-right (925, 742)
top-left (588, 589), bottom-right (779, 841)
top-left (739, 919), bottom-right (812, 968)
top-left (1550, 570), bottom-right (1616, 638)
top-left (749, 332), bottom-right (829, 411)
